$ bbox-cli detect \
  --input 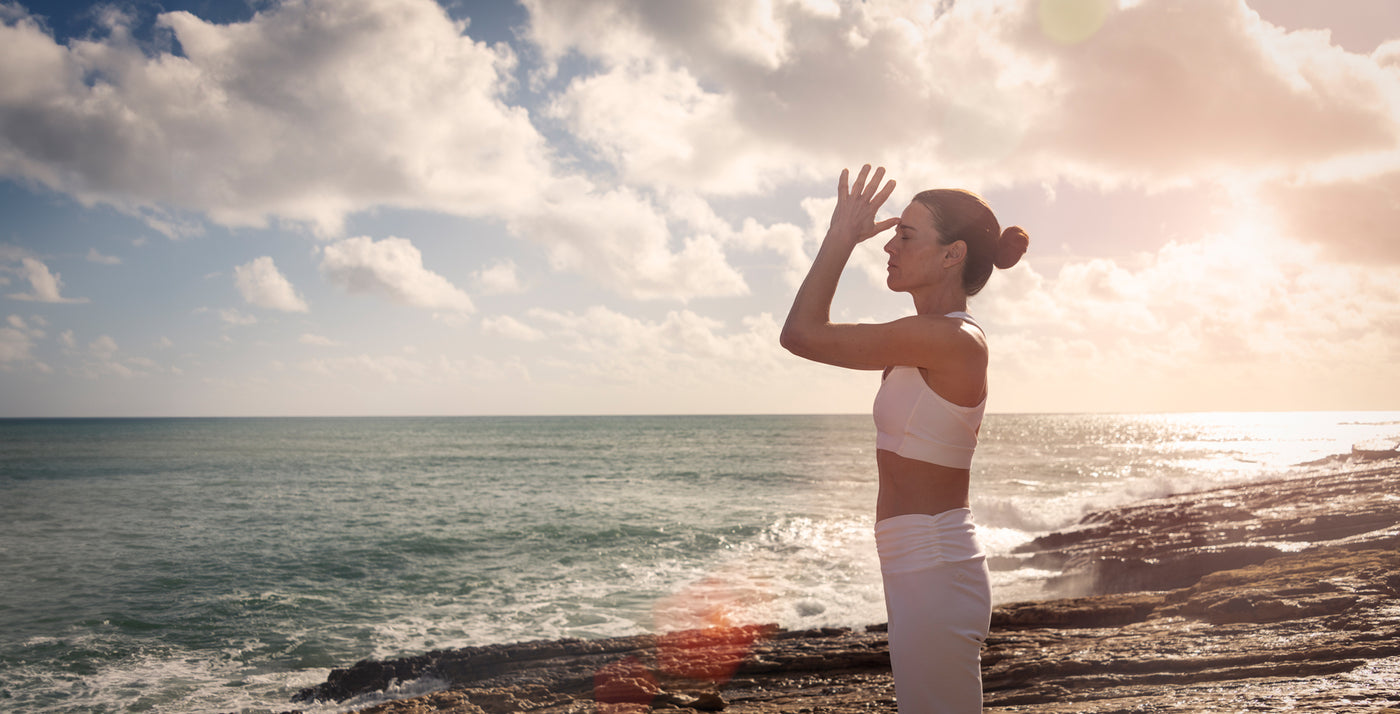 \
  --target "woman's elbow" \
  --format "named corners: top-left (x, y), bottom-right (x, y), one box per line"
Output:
top-left (779, 322), bottom-right (798, 351)
top-left (779, 323), bottom-right (812, 357)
